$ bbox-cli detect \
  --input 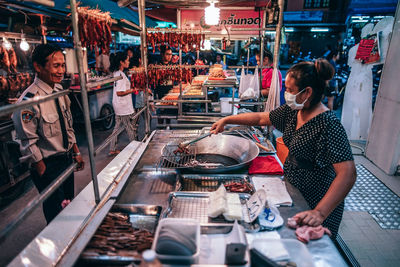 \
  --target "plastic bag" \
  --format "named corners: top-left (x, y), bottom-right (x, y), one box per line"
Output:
top-left (239, 66), bottom-right (259, 100)
top-left (264, 68), bottom-right (281, 112)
